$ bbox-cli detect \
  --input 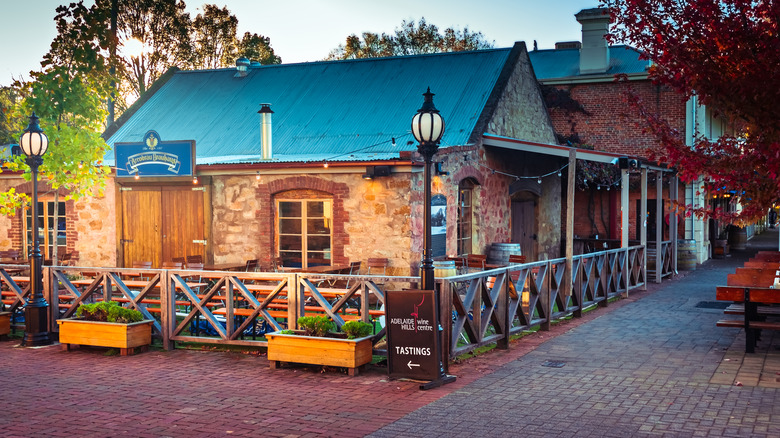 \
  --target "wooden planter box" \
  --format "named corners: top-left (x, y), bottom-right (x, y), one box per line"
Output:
top-left (266, 331), bottom-right (373, 376)
top-left (57, 318), bottom-right (154, 356)
top-left (0, 312), bottom-right (10, 340)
